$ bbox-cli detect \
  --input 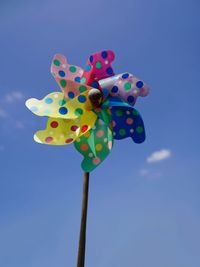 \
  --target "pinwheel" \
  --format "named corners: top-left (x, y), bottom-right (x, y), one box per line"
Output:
top-left (26, 50), bottom-right (149, 267)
